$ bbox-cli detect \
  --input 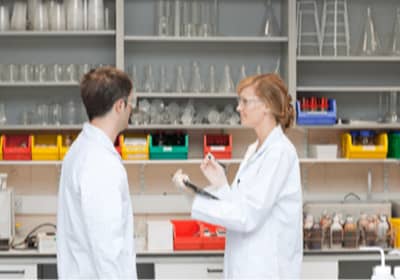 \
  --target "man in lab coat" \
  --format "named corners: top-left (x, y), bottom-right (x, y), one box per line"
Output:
top-left (57, 67), bottom-right (137, 279)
